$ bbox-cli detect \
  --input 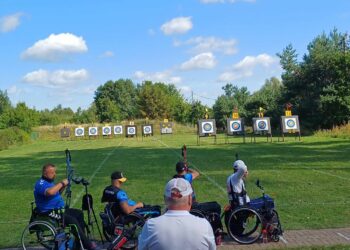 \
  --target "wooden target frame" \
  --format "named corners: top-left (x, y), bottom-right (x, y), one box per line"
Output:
top-left (279, 115), bottom-right (301, 142)
top-left (160, 122), bottom-right (173, 135)
top-left (60, 127), bottom-right (70, 138)
top-left (142, 124), bottom-right (153, 137)
top-left (197, 119), bottom-right (217, 145)
top-left (251, 117), bottom-right (272, 143)
top-left (102, 126), bottom-right (112, 138)
top-left (225, 118), bottom-right (246, 143)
